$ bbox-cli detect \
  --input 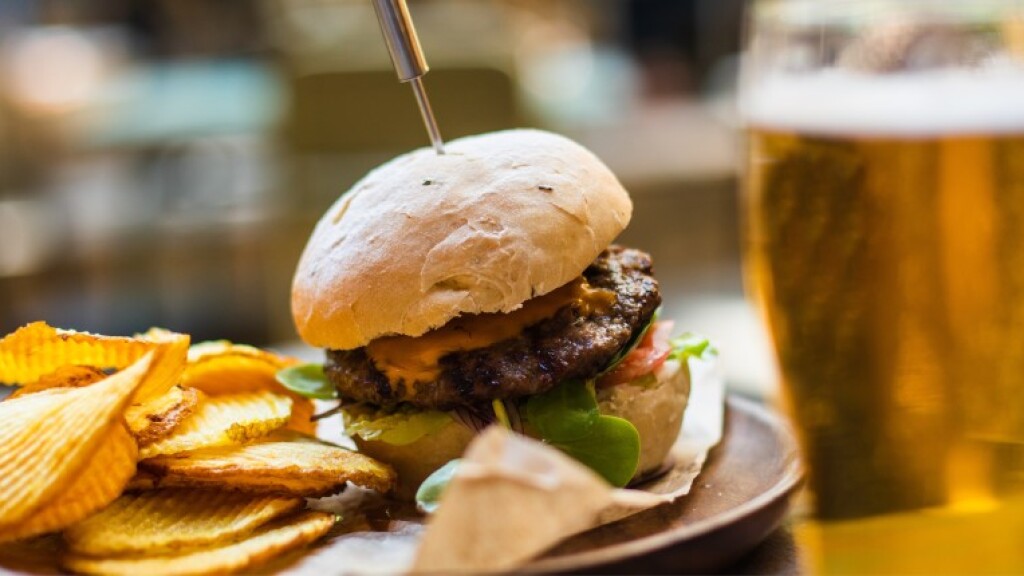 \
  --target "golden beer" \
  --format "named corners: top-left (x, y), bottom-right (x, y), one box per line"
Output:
top-left (742, 0), bottom-right (1024, 570)
top-left (744, 88), bottom-right (1024, 571)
